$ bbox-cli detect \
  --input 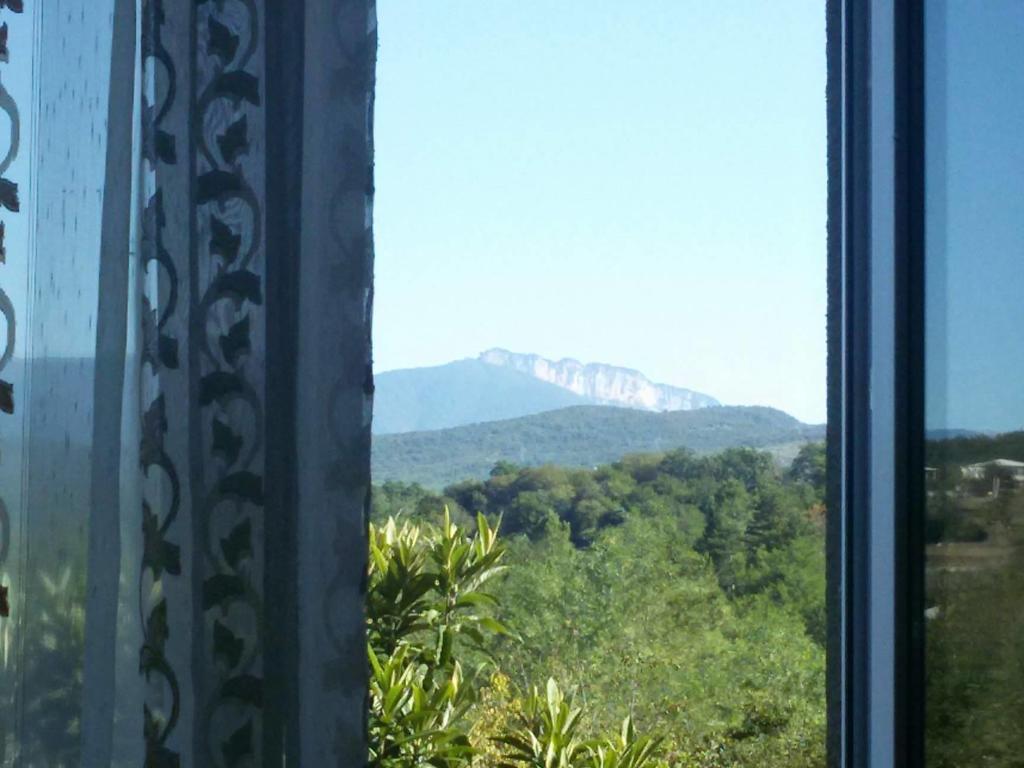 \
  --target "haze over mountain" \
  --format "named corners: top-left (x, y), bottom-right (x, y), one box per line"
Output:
top-left (373, 404), bottom-right (824, 489)
top-left (373, 350), bottom-right (720, 435)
